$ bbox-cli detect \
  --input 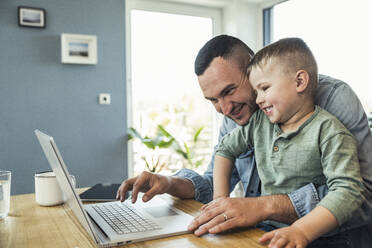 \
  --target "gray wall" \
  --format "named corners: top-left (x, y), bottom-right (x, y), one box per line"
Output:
top-left (0, 0), bottom-right (128, 194)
